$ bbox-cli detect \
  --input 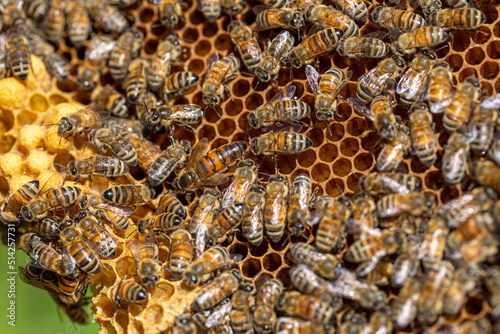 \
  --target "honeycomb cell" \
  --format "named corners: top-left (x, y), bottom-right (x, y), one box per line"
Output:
top-left (30, 93), bottom-right (49, 113)
top-left (333, 52), bottom-right (348, 68)
top-left (326, 123), bottom-right (345, 142)
top-left (354, 153), bottom-right (373, 172)
top-left (445, 54), bottom-right (463, 72)
top-left (115, 257), bottom-right (136, 280)
top-left (244, 94), bottom-right (263, 111)
top-left (233, 80), bottom-right (250, 97)
top-left (458, 68), bottom-right (479, 83)
top-left (194, 40), bottom-right (212, 56)
top-left (276, 267), bottom-right (291, 288)
top-left (139, 7), bottom-right (154, 22)
top-left (184, 28), bottom-right (199, 43)
top-left (49, 93), bottom-right (69, 105)
top-left (360, 131), bottom-right (379, 152)
top-left (249, 241), bottom-right (268, 258)
top-left (465, 47), bottom-right (485, 66)
top-left (0, 135), bottom-right (15, 154)
top-left (346, 118), bottom-right (366, 136)
top-left (494, 21), bottom-right (500, 37)
top-left (319, 143), bottom-right (338, 162)
top-left (340, 138), bottom-right (359, 157)
top-left (214, 34), bottom-right (231, 51)
top-left (229, 242), bottom-right (248, 261)
top-left (425, 170), bottom-right (445, 191)
top-left (145, 38), bottom-right (159, 55)
top-left (496, 78), bottom-right (500, 94)
top-left (278, 155), bottom-right (297, 174)
top-left (487, 41), bottom-right (500, 59)
top-left (254, 273), bottom-right (273, 289)
top-left (262, 253), bottom-right (282, 272)
top-left (188, 58), bottom-right (204, 74)
top-left (347, 173), bottom-right (361, 192)
top-left (452, 31), bottom-right (471, 52)
top-left (202, 21), bottom-right (218, 37)
top-left (440, 186), bottom-right (460, 203)
top-left (217, 118), bottom-right (236, 137)
top-left (480, 61), bottom-right (499, 80)
top-left (482, 82), bottom-right (493, 96)
top-left (325, 178), bottom-right (345, 197)
top-left (336, 103), bottom-right (352, 122)
top-left (332, 158), bottom-right (352, 177)
top-left (481, 5), bottom-right (499, 24)
top-left (465, 296), bottom-right (484, 315)
top-left (241, 258), bottom-right (261, 278)
top-left (311, 163), bottom-right (331, 183)
top-left (307, 128), bottom-right (324, 148)
top-left (114, 310), bottom-right (130, 331)
top-left (472, 26), bottom-right (492, 44)
top-left (17, 110), bottom-right (38, 128)
top-left (0, 109), bottom-right (14, 133)
top-left (297, 150), bottom-right (316, 168)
